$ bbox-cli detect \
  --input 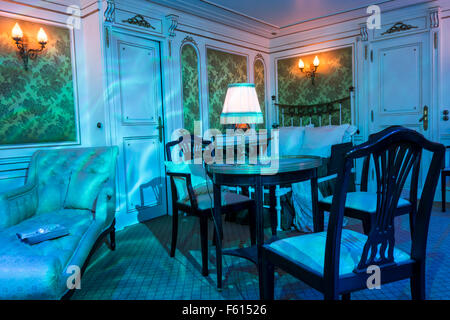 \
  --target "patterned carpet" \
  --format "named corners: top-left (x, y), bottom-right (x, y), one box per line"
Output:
top-left (71, 206), bottom-right (450, 300)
